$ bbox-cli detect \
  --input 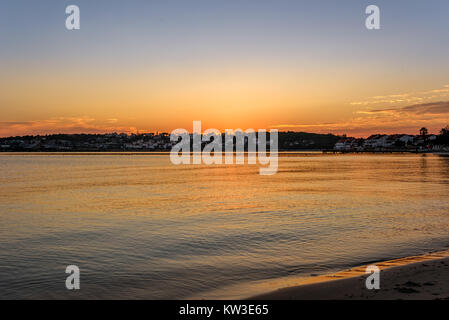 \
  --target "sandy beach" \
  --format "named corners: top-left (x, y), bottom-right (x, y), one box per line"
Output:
top-left (250, 250), bottom-right (449, 300)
